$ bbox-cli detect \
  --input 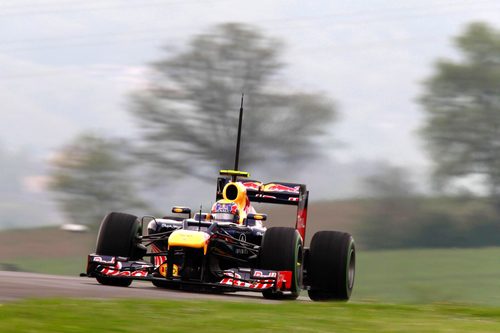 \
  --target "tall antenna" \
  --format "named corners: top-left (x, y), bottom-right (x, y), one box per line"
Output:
top-left (198, 204), bottom-right (202, 231)
top-left (233, 94), bottom-right (244, 181)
